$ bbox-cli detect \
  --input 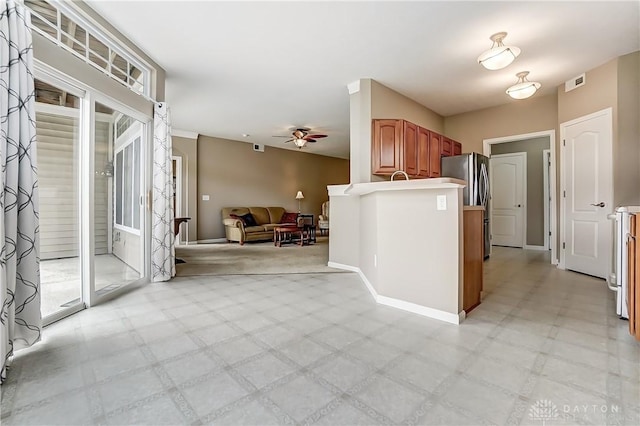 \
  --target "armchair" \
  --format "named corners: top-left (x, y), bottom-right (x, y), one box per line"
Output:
top-left (318, 201), bottom-right (330, 235)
